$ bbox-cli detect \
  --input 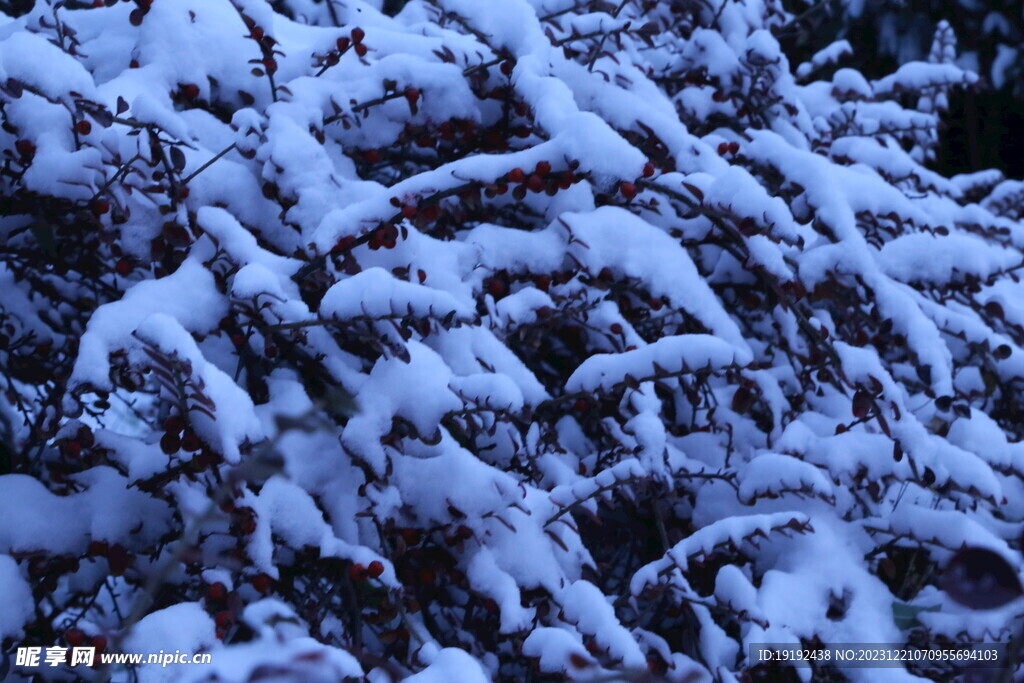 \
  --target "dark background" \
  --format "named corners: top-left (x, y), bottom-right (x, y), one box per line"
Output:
top-left (778, 0), bottom-right (1024, 179)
